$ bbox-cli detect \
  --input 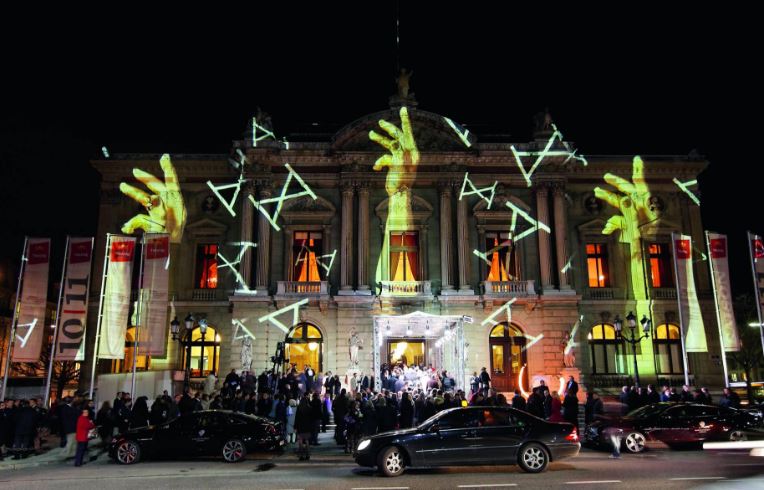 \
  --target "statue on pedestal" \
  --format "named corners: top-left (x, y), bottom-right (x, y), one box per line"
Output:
top-left (240, 336), bottom-right (253, 371)
top-left (349, 328), bottom-right (363, 367)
